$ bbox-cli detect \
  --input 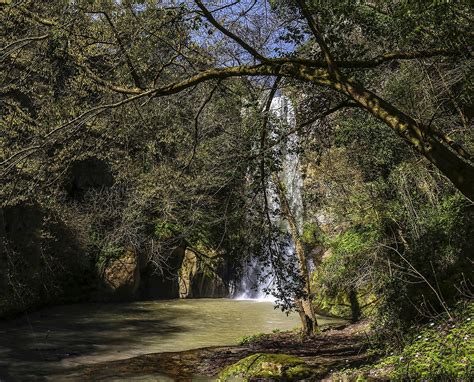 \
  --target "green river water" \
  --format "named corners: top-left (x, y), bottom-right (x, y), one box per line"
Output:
top-left (0, 299), bottom-right (341, 381)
